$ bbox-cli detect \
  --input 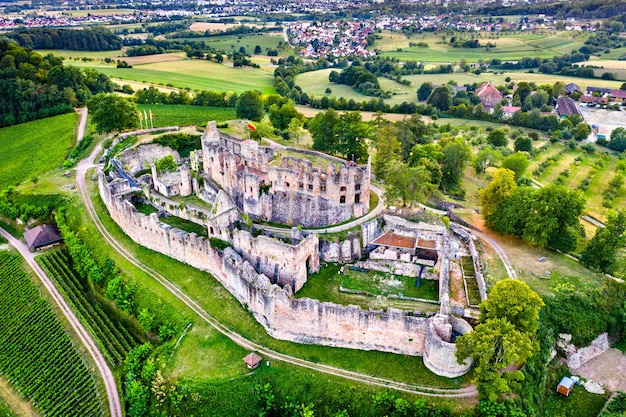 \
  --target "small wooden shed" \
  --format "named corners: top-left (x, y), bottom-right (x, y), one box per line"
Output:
top-left (557, 376), bottom-right (575, 396)
top-left (243, 352), bottom-right (263, 370)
